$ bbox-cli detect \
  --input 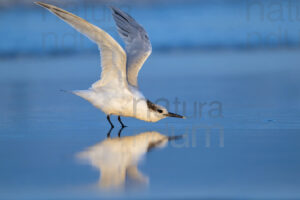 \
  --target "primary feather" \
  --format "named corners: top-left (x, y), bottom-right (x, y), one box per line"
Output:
top-left (111, 7), bottom-right (152, 88)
